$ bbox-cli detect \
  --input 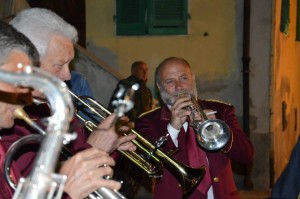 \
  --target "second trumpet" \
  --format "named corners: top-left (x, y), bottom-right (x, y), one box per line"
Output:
top-left (69, 91), bottom-right (205, 195)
